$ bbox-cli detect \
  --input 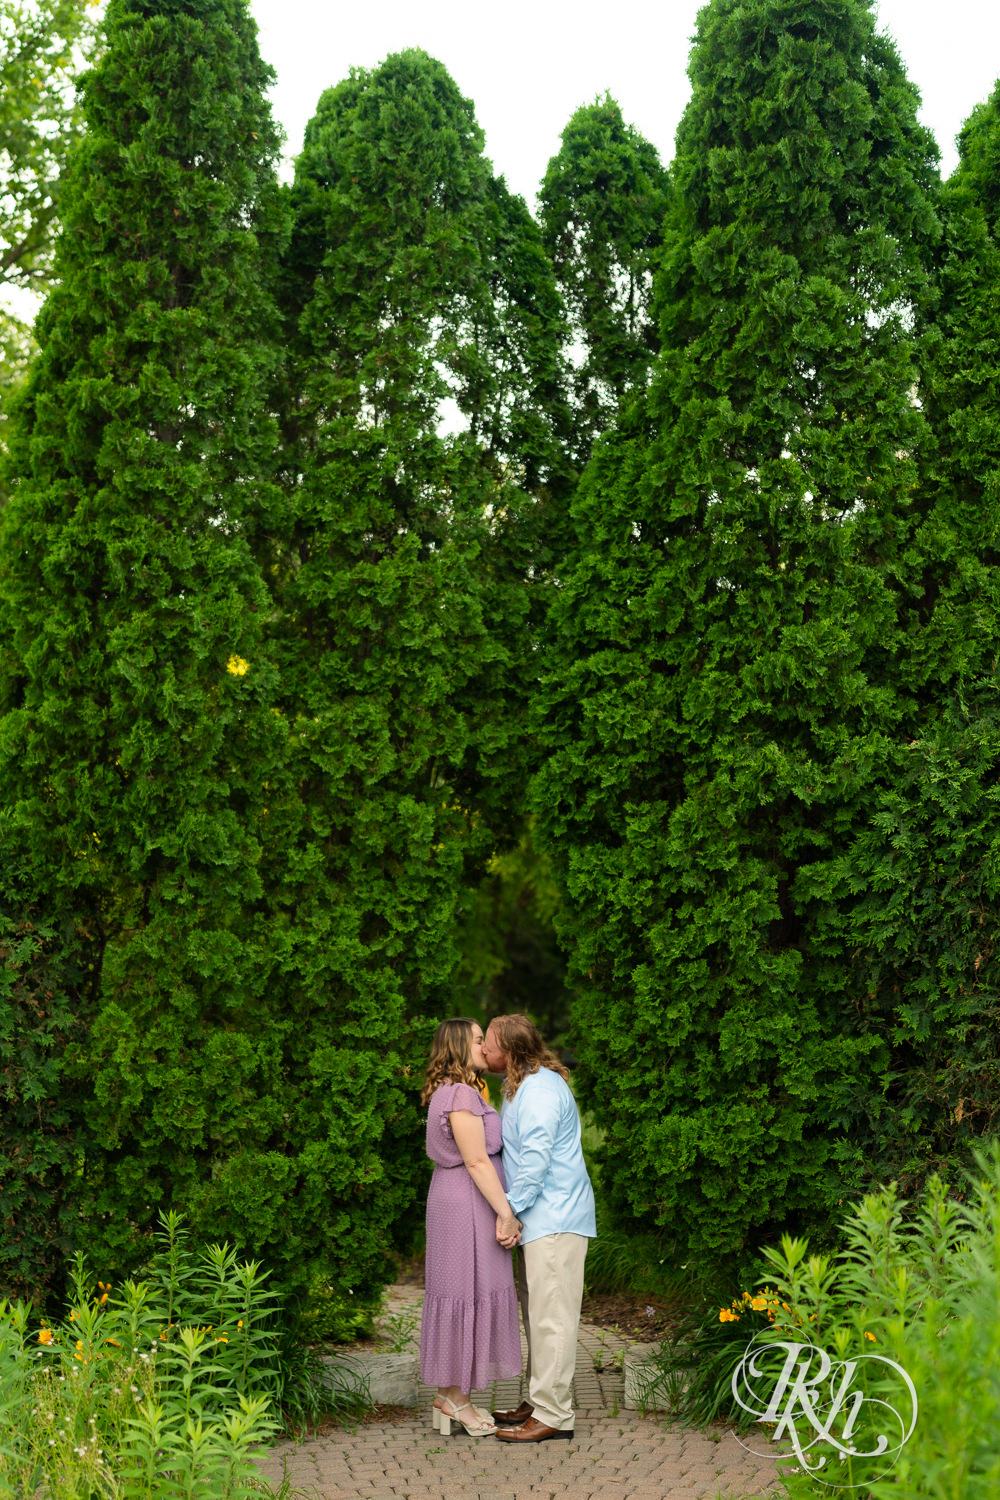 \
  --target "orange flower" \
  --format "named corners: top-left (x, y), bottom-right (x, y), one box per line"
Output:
top-left (38, 1328), bottom-right (54, 1345)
